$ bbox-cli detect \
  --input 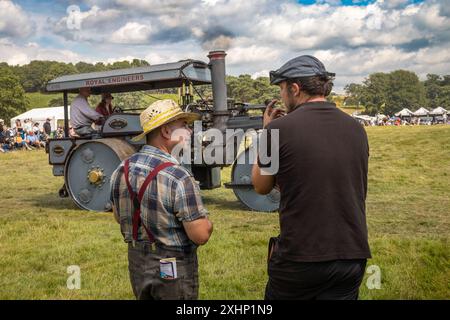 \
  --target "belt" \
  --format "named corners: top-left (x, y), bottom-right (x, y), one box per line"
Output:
top-left (128, 241), bottom-right (196, 255)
